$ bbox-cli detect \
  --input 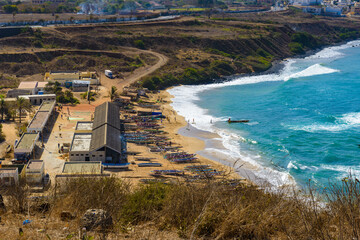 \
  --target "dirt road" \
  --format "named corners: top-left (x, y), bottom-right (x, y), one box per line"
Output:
top-left (0, 46), bottom-right (168, 92)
